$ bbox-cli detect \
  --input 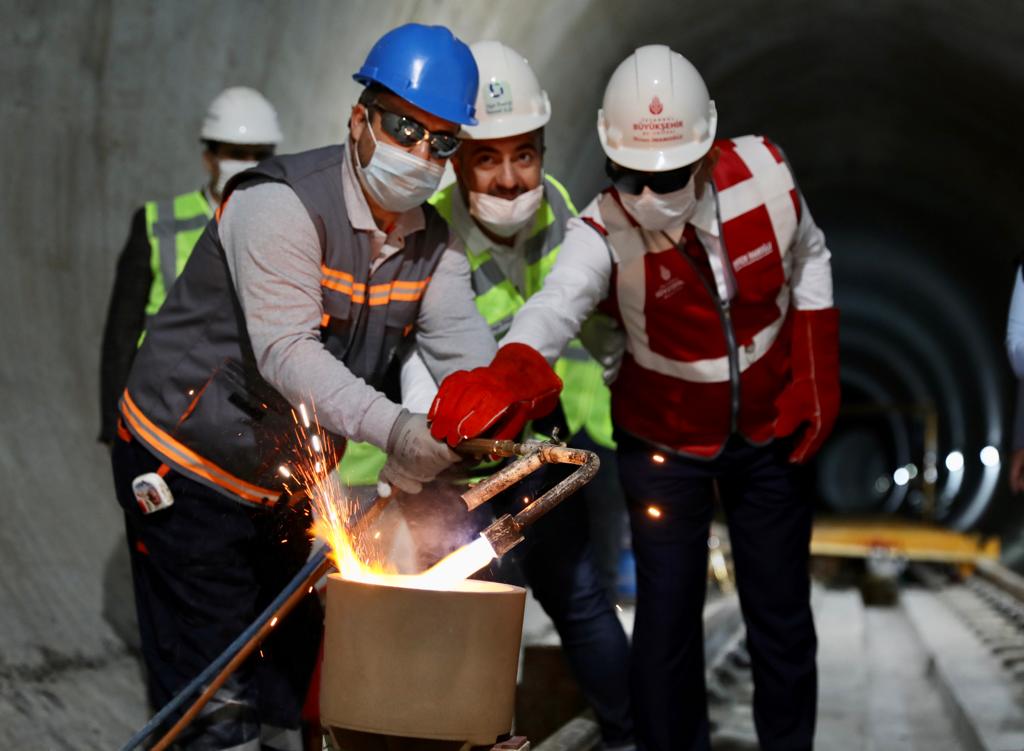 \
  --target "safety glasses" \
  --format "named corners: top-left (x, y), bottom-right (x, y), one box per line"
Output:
top-left (371, 105), bottom-right (462, 159)
top-left (606, 159), bottom-right (694, 195)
